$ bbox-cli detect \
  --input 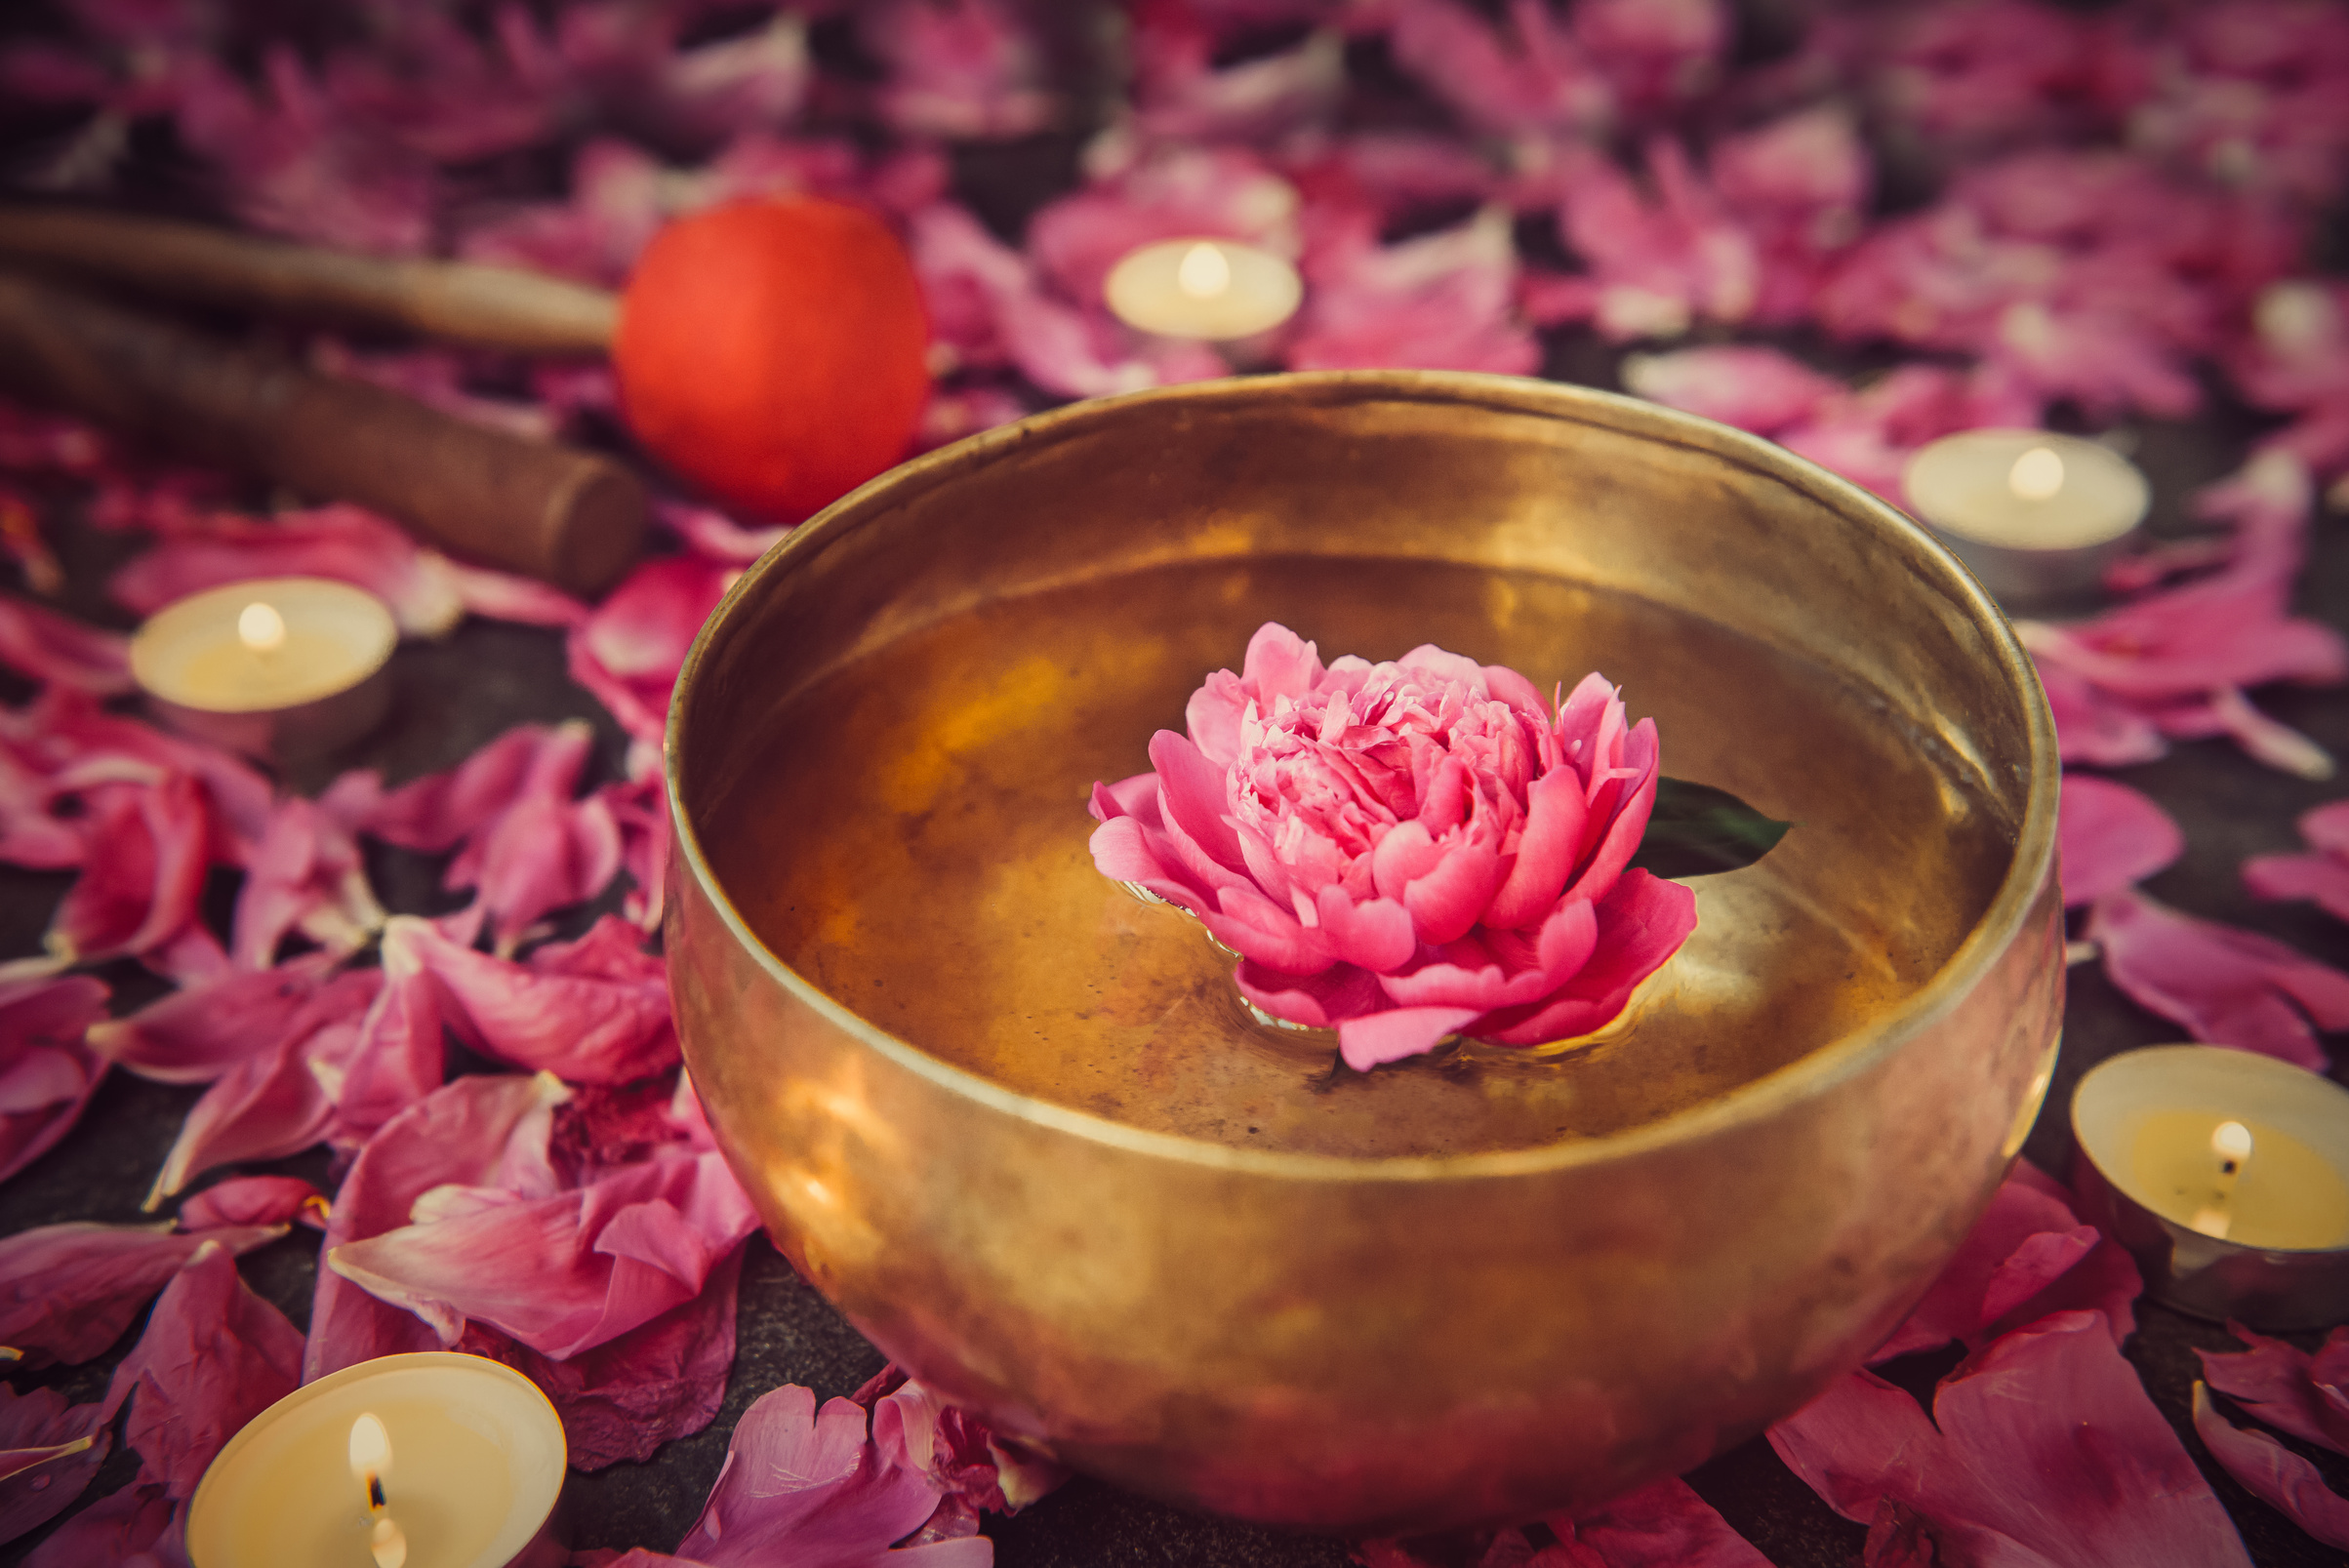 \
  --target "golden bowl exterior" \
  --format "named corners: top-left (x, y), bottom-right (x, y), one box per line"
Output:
top-left (665, 372), bottom-right (2063, 1535)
